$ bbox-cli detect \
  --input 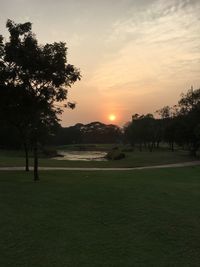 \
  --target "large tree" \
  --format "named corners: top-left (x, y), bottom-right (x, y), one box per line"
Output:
top-left (0, 20), bottom-right (81, 180)
top-left (178, 88), bottom-right (200, 156)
